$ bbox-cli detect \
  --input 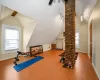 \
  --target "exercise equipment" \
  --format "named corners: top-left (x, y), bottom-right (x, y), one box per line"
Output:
top-left (13, 51), bottom-right (36, 66)
top-left (13, 56), bottom-right (44, 72)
